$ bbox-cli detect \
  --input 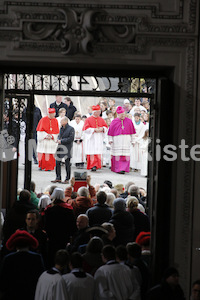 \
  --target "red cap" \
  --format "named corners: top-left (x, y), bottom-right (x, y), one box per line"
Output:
top-left (6, 229), bottom-right (39, 251)
top-left (135, 231), bottom-right (151, 246)
top-left (92, 105), bottom-right (101, 111)
top-left (48, 108), bottom-right (56, 114)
